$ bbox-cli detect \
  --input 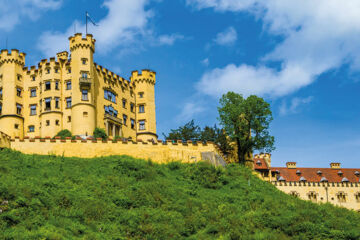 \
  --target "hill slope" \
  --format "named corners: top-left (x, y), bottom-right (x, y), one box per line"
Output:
top-left (0, 149), bottom-right (359, 239)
